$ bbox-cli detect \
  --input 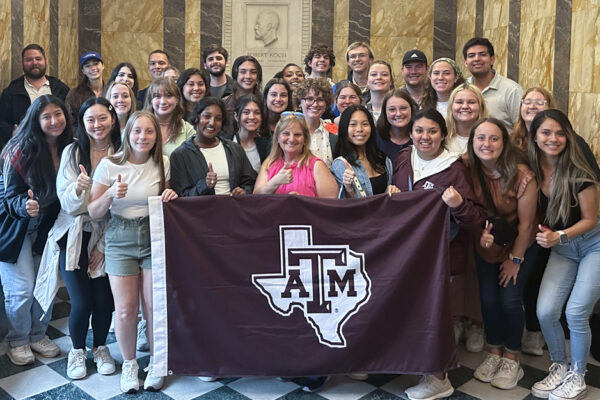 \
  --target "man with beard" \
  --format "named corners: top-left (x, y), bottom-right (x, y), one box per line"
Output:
top-left (137, 49), bottom-right (170, 107)
top-left (202, 44), bottom-right (233, 99)
top-left (0, 44), bottom-right (69, 148)
top-left (400, 49), bottom-right (428, 109)
top-left (463, 37), bottom-right (523, 131)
